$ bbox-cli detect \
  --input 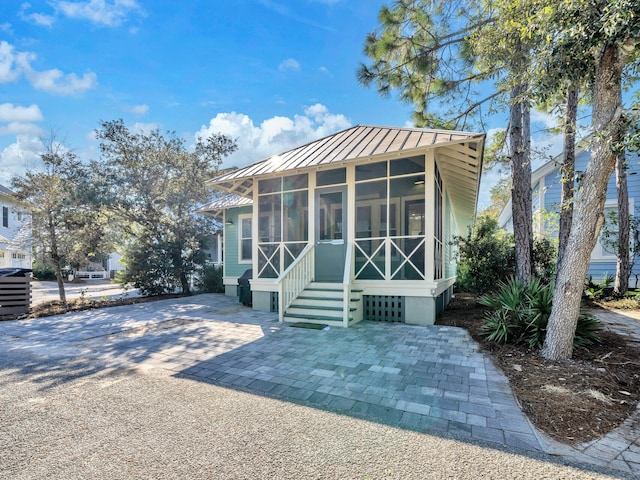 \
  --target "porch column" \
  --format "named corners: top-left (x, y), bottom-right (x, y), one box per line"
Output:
top-left (308, 171), bottom-right (316, 244)
top-left (252, 183), bottom-right (259, 276)
top-left (425, 149), bottom-right (436, 283)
